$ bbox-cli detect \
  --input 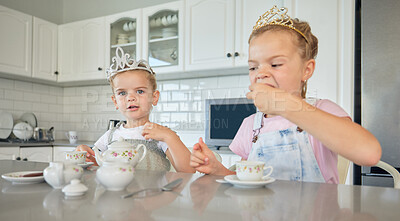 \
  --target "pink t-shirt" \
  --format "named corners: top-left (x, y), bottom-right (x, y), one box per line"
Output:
top-left (229, 99), bottom-right (350, 184)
